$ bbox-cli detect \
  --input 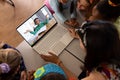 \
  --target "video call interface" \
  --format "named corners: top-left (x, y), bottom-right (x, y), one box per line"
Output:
top-left (17, 6), bottom-right (56, 46)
